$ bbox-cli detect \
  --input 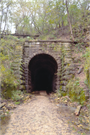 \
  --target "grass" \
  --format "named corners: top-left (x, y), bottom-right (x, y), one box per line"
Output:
top-left (15, 101), bottom-right (21, 105)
